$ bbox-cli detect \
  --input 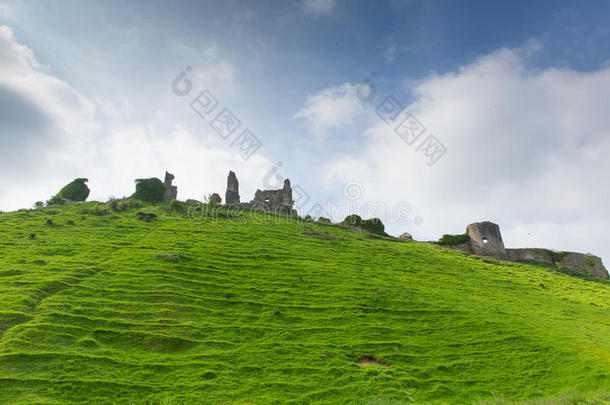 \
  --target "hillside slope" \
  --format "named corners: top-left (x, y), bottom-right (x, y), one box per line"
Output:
top-left (0, 202), bottom-right (609, 404)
